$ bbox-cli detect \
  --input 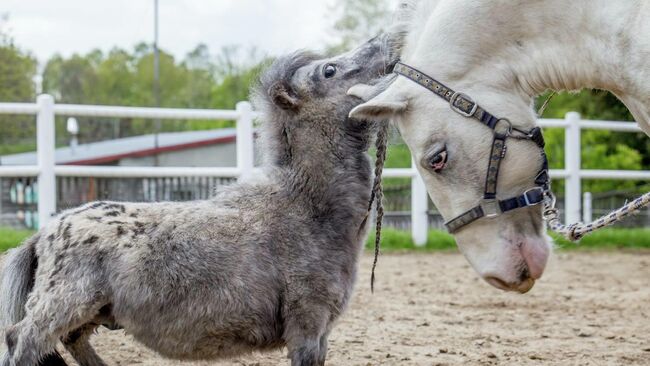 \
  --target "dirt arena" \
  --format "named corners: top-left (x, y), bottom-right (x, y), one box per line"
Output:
top-left (1, 251), bottom-right (649, 365)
